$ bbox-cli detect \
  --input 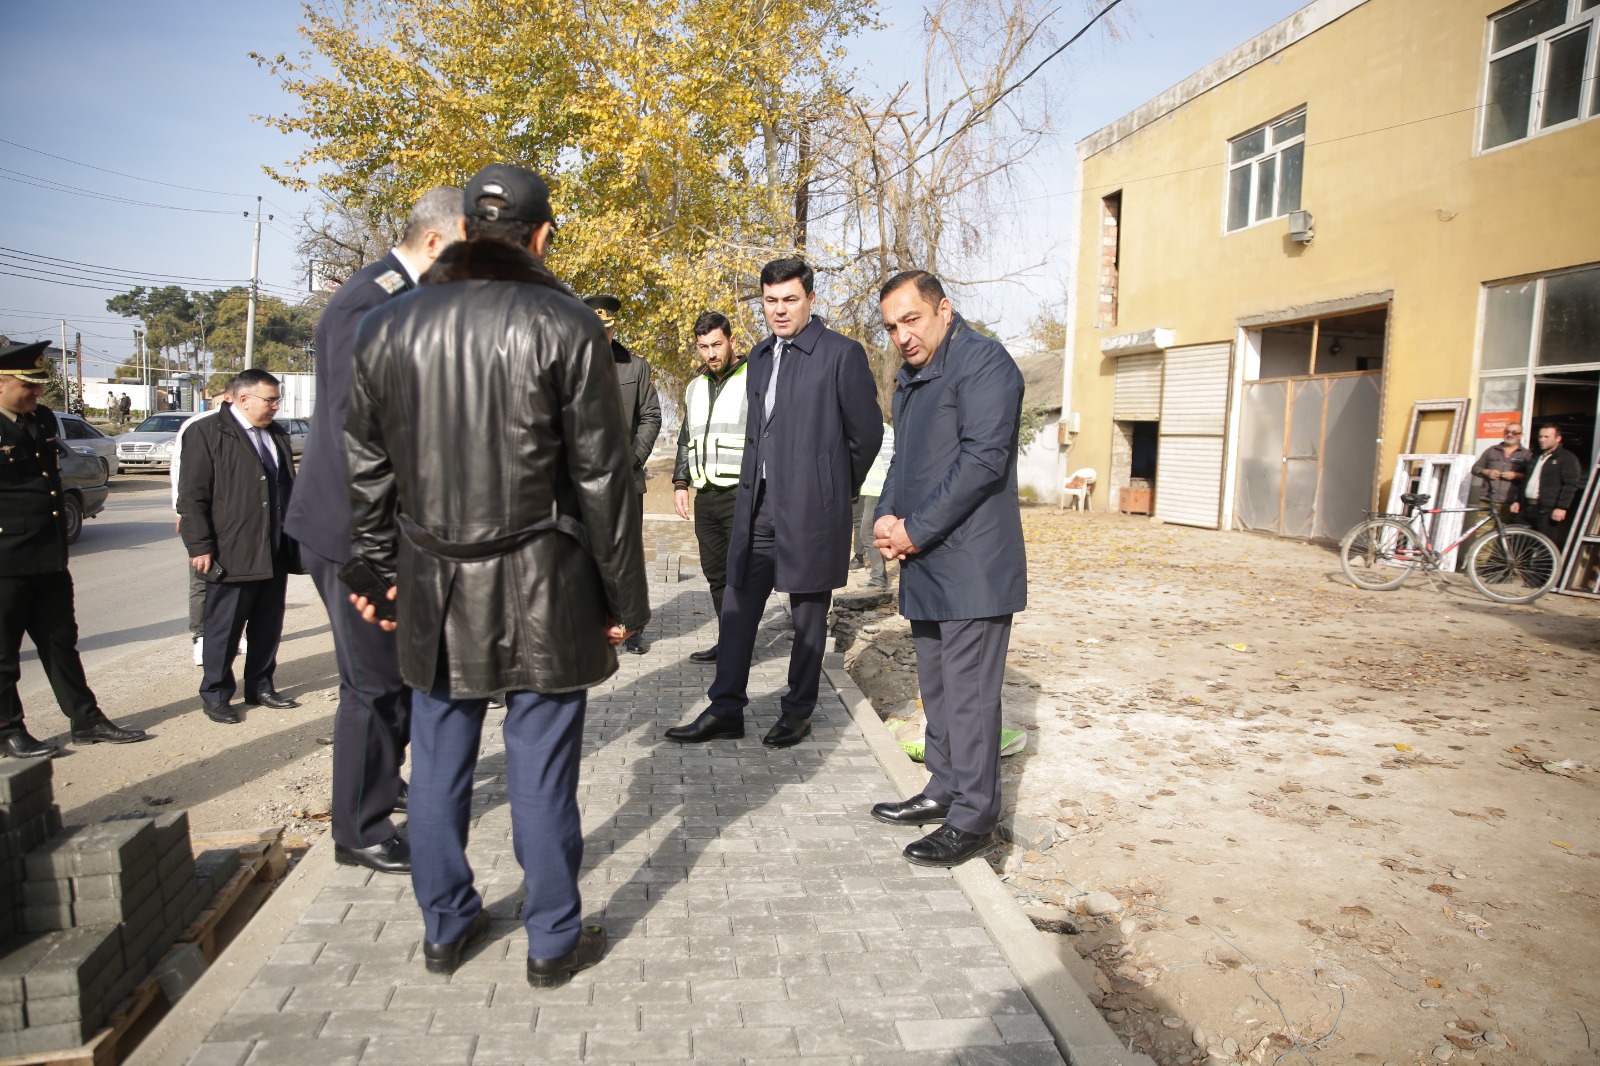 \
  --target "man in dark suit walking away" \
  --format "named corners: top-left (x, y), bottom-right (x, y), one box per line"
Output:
top-left (868, 271), bottom-right (1027, 868)
top-left (284, 188), bottom-right (461, 876)
top-left (666, 258), bottom-right (882, 748)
